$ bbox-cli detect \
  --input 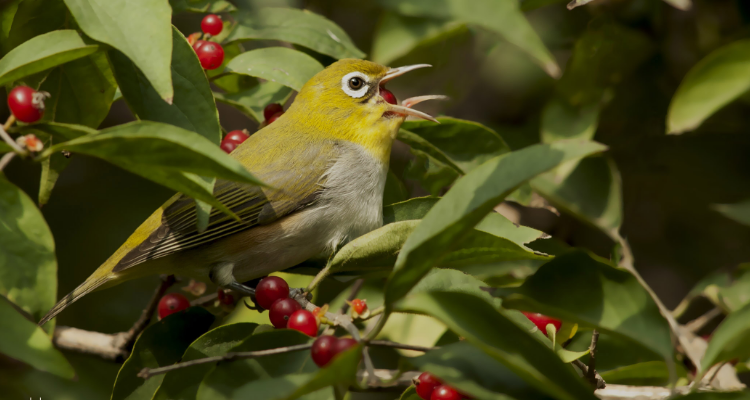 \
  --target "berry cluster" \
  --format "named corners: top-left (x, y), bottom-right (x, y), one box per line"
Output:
top-left (188, 14), bottom-right (225, 70)
top-left (415, 372), bottom-right (466, 400)
top-left (311, 335), bottom-right (358, 367)
top-left (255, 276), bottom-right (319, 336)
top-left (219, 104), bottom-right (285, 154)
